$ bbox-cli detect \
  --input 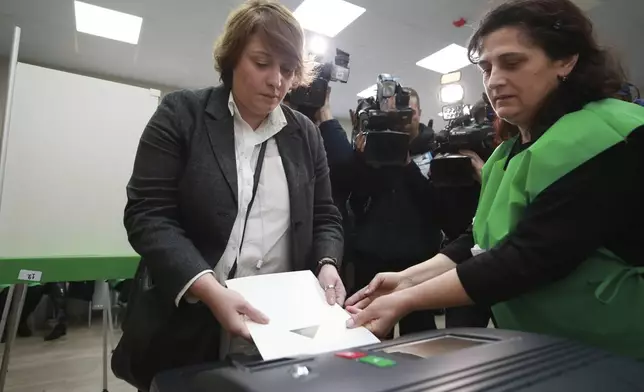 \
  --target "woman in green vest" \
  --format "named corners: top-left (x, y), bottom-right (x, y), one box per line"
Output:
top-left (346, 0), bottom-right (644, 360)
